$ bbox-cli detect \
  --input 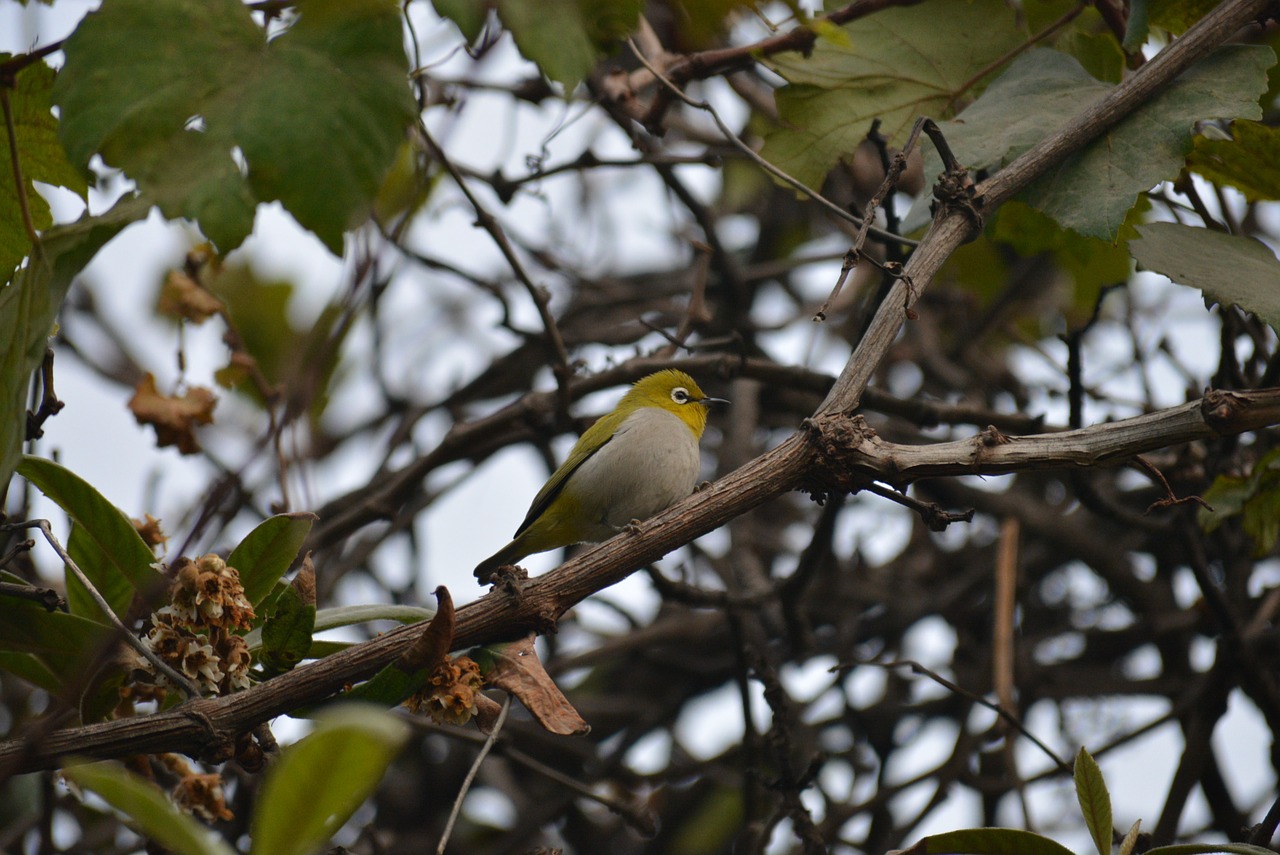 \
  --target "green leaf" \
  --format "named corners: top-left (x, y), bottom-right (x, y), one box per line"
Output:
top-left (227, 512), bottom-right (315, 609)
top-left (208, 264), bottom-right (346, 422)
top-left (760, 0), bottom-right (1025, 189)
top-left (1130, 222), bottom-right (1280, 332)
top-left (63, 762), bottom-right (237, 855)
top-left (244, 604), bottom-right (430, 660)
top-left (0, 573), bottom-right (110, 685)
top-left (1144, 846), bottom-right (1279, 855)
top-left (1198, 448), bottom-right (1280, 555)
top-left (17, 456), bottom-right (164, 621)
top-left (336, 659), bottom-right (426, 708)
top-left (912, 827), bottom-right (1079, 855)
top-left (0, 57), bottom-right (89, 285)
top-left (0, 197), bottom-right (148, 491)
top-left (53, 0), bottom-right (416, 254)
top-left (249, 705), bottom-right (409, 855)
top-left (259, 584), bottom-right (317, 674)
top-left (0, 651), bottom-right (62, 693)
top-left (1122, 0), bottom-right (1150, 52)
top-left (990, 200), bottom-right (1132, 301)
top-left (1188, 120), bottom-right (1280, 202)
top-left (431, 0), bottom-right (487, 42)
top-left (1118, 820), bottom-right (1142, 855)
top-left (1149, 0), bottom-right (1222, 35)
top-left (435, 0), bottom-right (642, 88)
top-left (1242, 483), bottom-right (1280, 557)
top-left (1074, 746), bottom-right (1113, 855)
top-left (933, 45), bottom-right (1273, 239)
